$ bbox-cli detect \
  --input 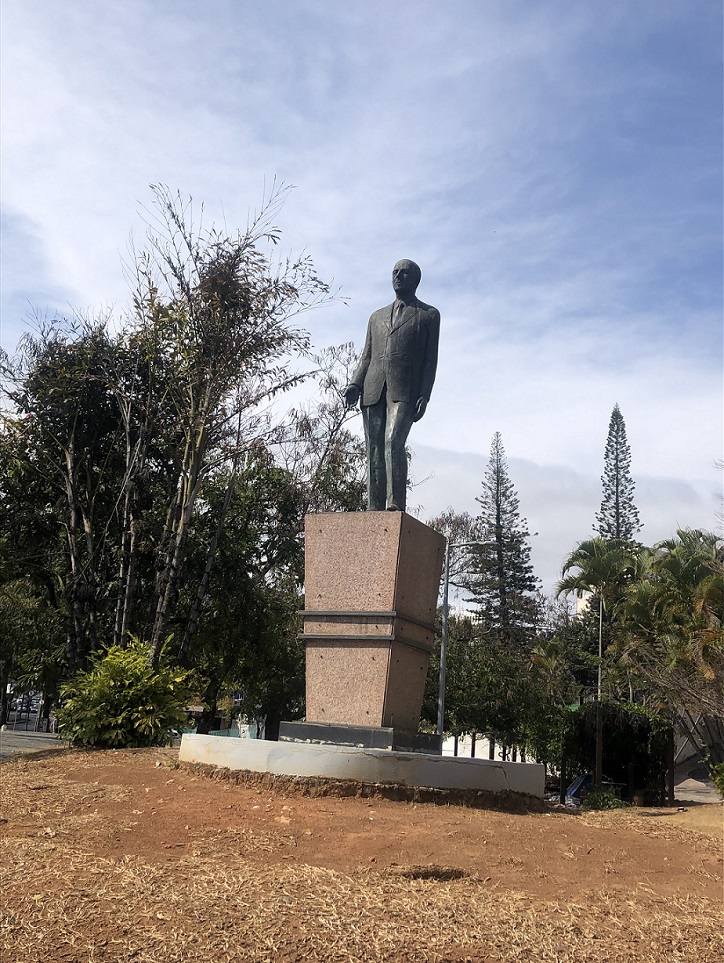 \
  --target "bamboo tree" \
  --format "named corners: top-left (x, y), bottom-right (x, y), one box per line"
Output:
top-left (129, 184), bottom-right (334, 665)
